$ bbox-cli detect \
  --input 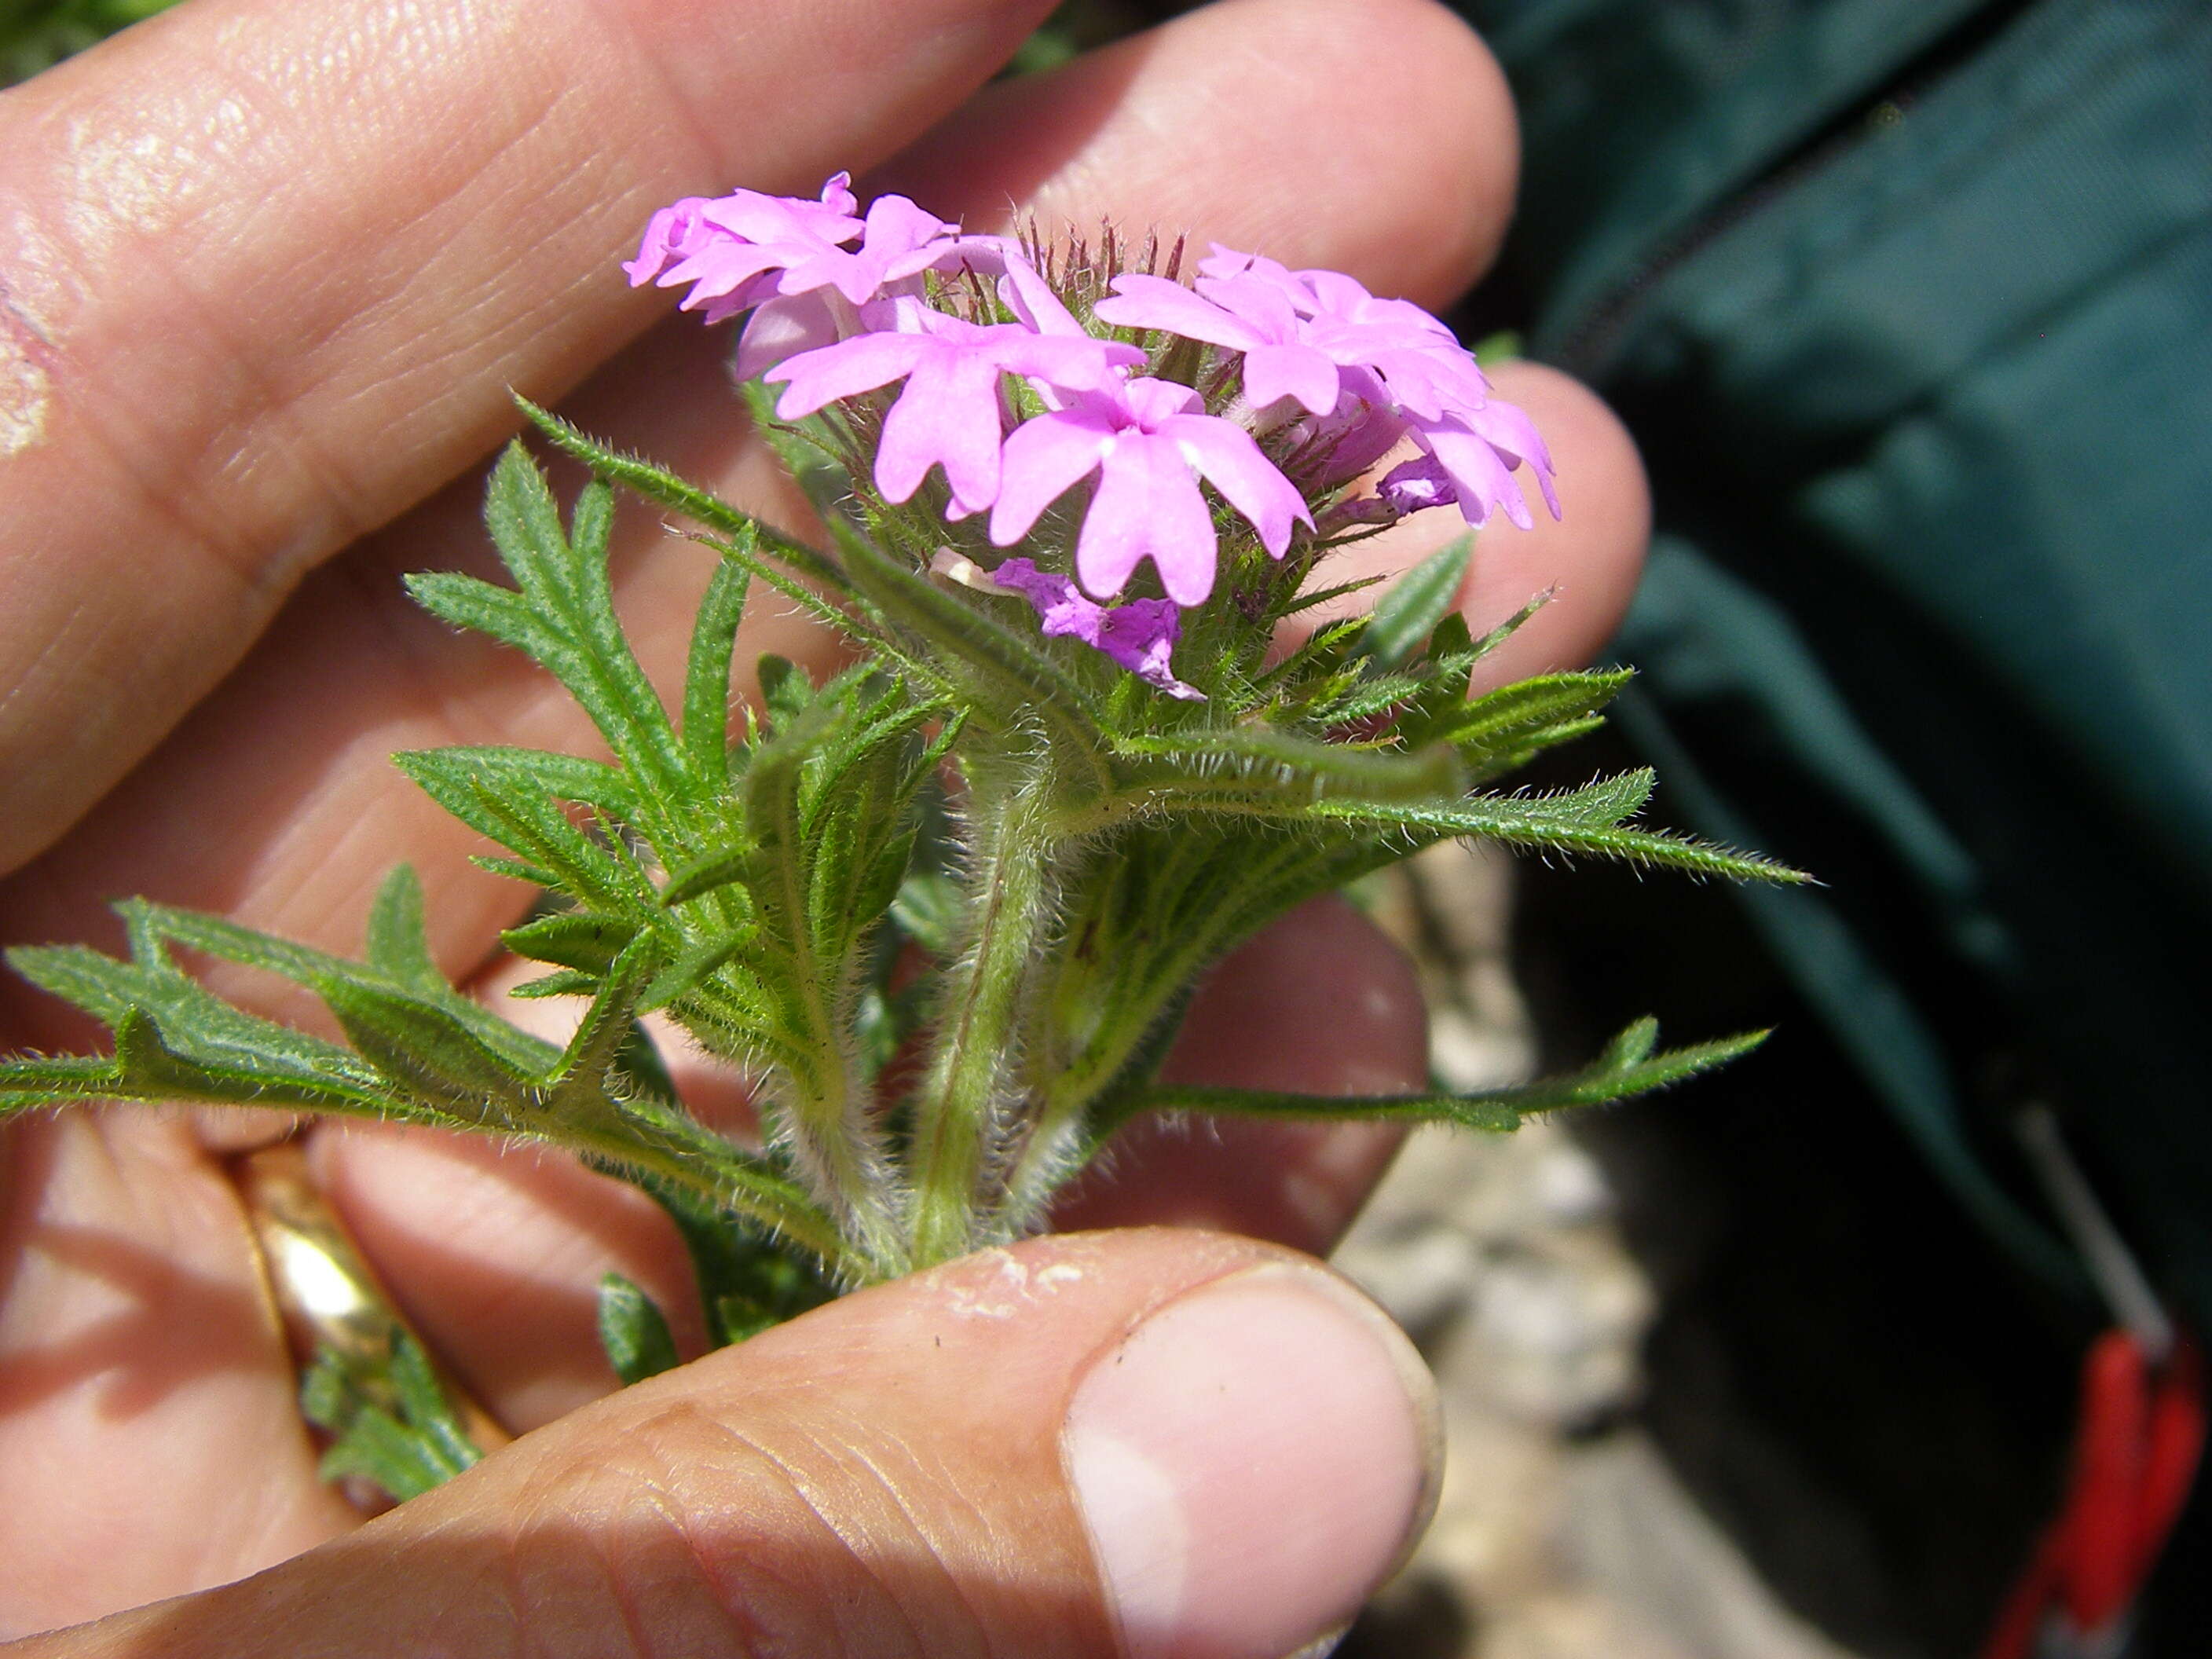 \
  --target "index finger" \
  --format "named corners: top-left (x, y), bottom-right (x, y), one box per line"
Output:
top-left (0, 0), bottom-right (1056, 871)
